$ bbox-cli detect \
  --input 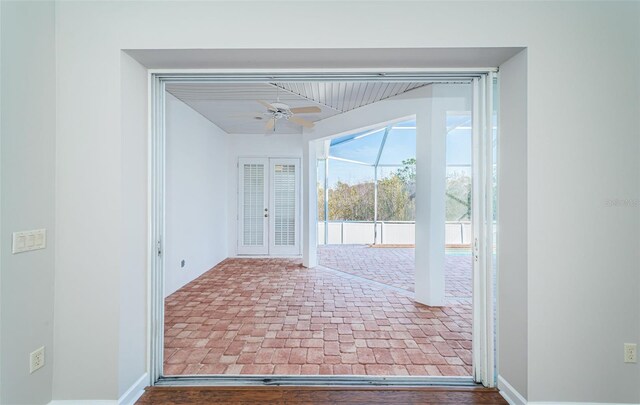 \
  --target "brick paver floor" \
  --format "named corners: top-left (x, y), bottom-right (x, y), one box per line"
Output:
top-left (318, 245), bottom-right (472, 304)
top-left (164, 257), bottom-right (472, 376)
